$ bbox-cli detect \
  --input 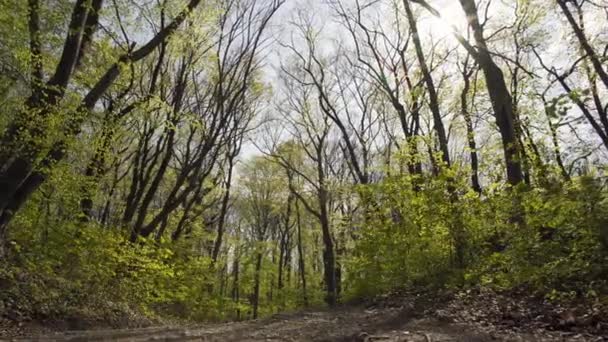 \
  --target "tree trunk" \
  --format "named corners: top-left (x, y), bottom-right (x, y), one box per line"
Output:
top-left (556, 0), bottom-right (608, 89)
top-left (212, 156), bottom-right (235, 262)
top-left (232, 253), bottom-right (241, 320)
top-left (460, 64), bottom-right (482, 193)
top-left (252, 252), bottom-right (262, 319)
top-left (403, 0), bottom-right (450, 167)
top-left (0, 0), bottom-right (203, 240)
top-left (295, 201), bottom-right (308, 306)
top-left (316, 145), bottom-right (337, 306)
top-left (458, 0), bottom-right (524, 186)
